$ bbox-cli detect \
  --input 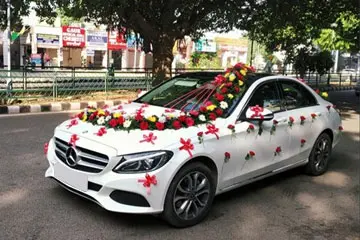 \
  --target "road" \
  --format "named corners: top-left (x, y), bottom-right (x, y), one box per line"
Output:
top-left (0, 91), bottom-right (359, 240)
